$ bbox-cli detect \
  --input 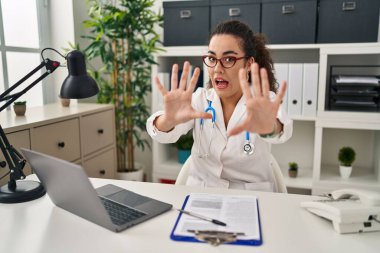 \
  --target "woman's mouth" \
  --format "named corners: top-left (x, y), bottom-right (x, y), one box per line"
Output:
top-left (215, 78), bottom-right (229, 89)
